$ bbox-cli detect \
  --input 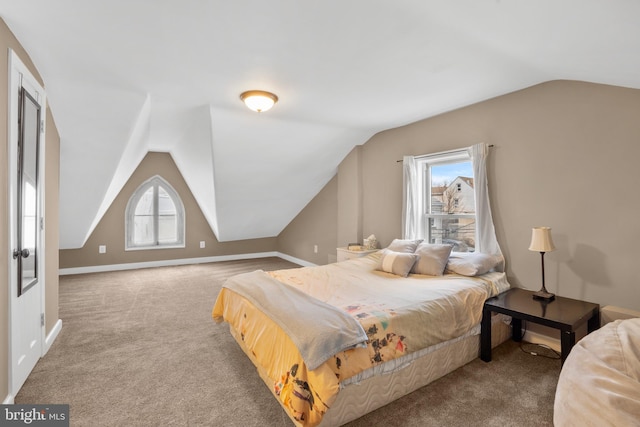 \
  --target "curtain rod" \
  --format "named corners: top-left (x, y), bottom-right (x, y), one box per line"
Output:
top-left (396, 144), bottom-right (494, 162)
